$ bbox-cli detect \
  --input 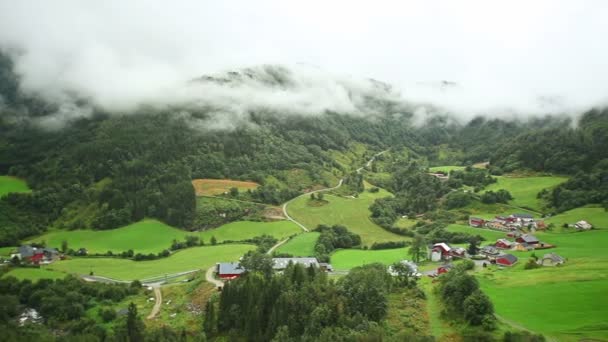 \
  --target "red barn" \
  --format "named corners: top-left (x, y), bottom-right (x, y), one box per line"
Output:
top-left (469, 217), bottom-right (486, 227)
top-left (495, 239), bottom-right (514, 249)
top-left (217, 262), bottom-right (245, 279)
top-left (430, 243), bottom-right (452, 262)
top-left (516, 234), bottom-right (539, 245)
top-left (496, 254), bottom-right (518, 267)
